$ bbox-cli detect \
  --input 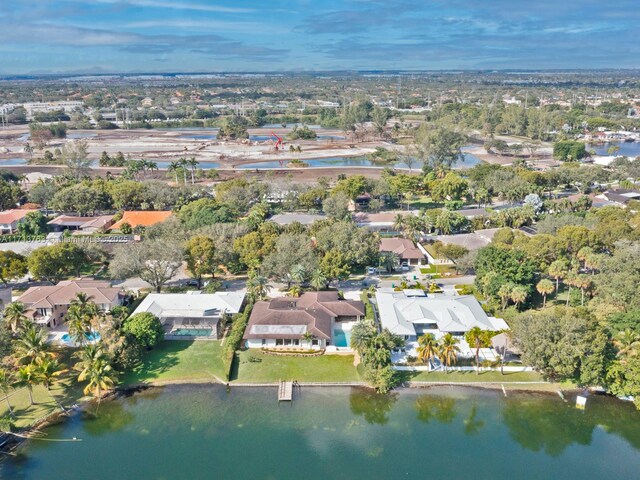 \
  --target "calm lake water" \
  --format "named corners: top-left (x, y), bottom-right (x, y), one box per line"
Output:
top-left (3, 385), bottom-right (640, 480)
top-left (587, 141), bottom-right (640, 157)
